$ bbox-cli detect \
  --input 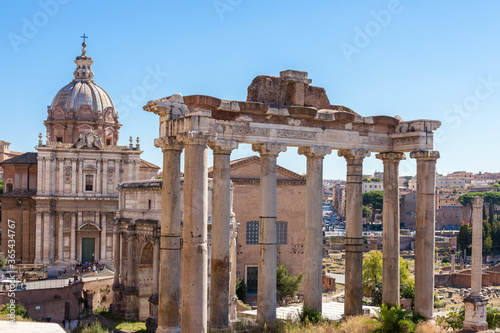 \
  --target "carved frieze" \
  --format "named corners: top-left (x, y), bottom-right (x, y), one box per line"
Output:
top-left (107, 169), bottom-right (115, 185)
